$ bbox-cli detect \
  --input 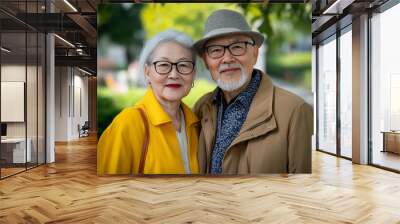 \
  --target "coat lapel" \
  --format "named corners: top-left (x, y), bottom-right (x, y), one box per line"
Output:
top-left (202, 102), bottom-right (217, 172)
top-left (230, 71), bottom-right (277, 147)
